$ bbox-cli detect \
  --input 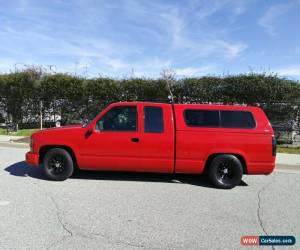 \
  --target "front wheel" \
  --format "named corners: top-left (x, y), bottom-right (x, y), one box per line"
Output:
top-left (208, 155), bottom-right (243, 189)
top-left (43, 148), bottom-right (74, 181)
